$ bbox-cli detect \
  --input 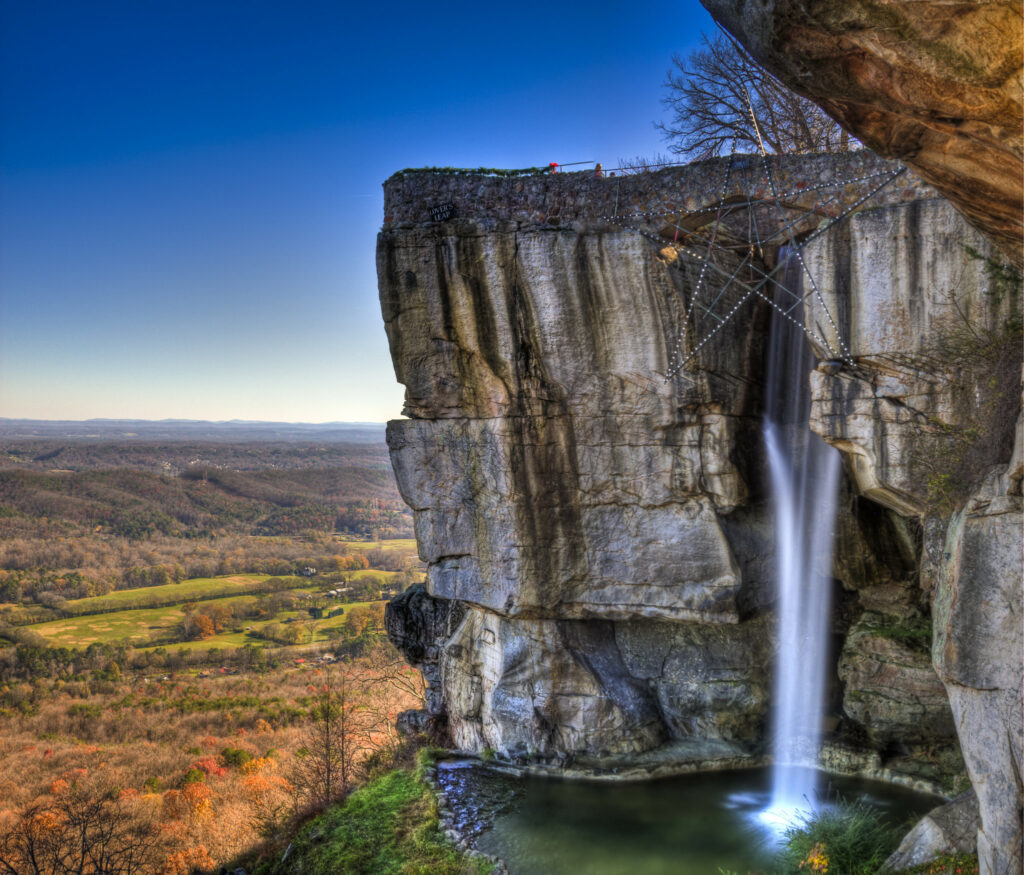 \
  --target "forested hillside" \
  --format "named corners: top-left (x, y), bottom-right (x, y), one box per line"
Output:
top-left (0, 437), bottom-right (412, 604)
